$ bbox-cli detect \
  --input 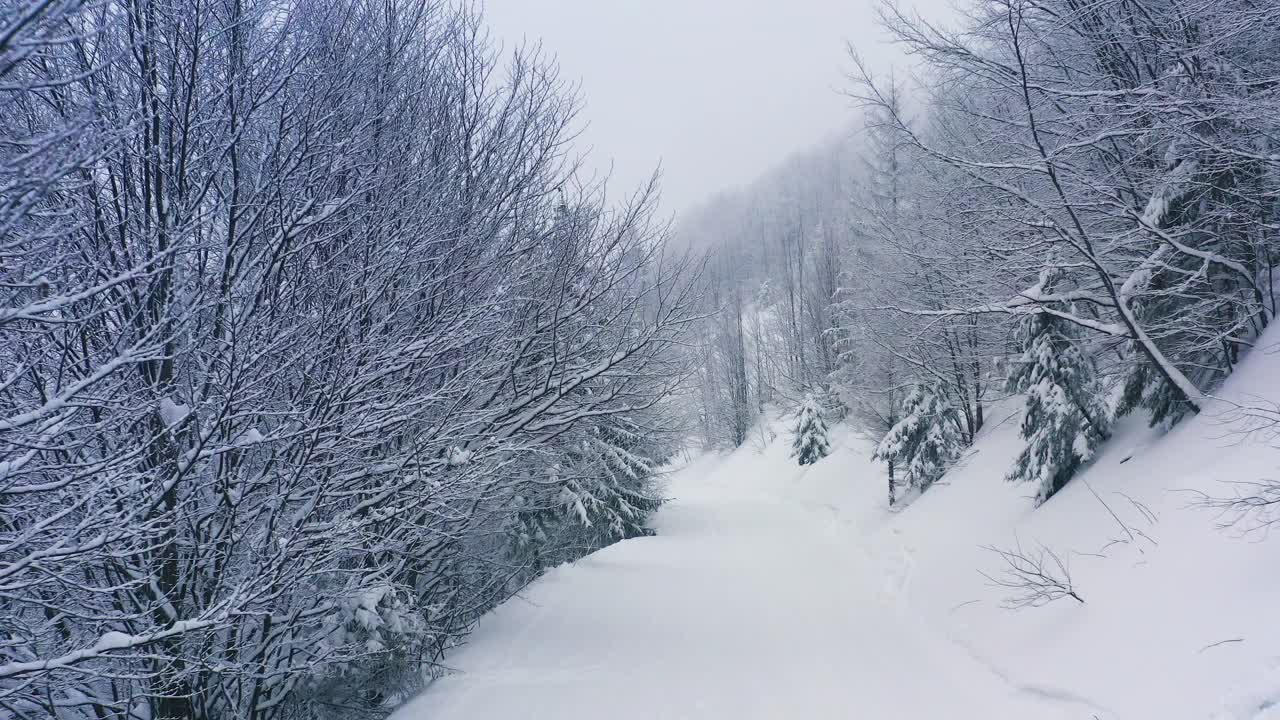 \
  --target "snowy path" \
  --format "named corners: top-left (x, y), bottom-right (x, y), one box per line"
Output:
top-left (391, 448), bottom-right (1070, 719)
